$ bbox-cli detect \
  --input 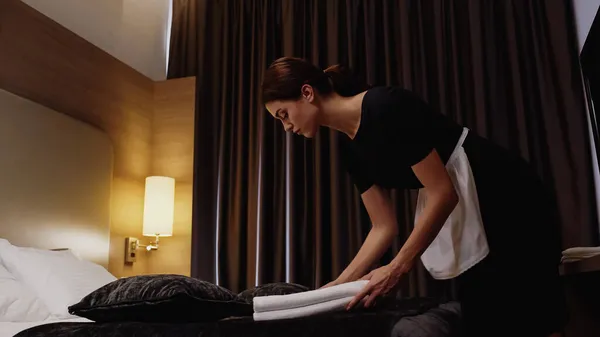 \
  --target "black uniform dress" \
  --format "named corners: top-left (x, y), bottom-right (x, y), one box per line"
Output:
top-left (338, 86), bottom-right (566, 337)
